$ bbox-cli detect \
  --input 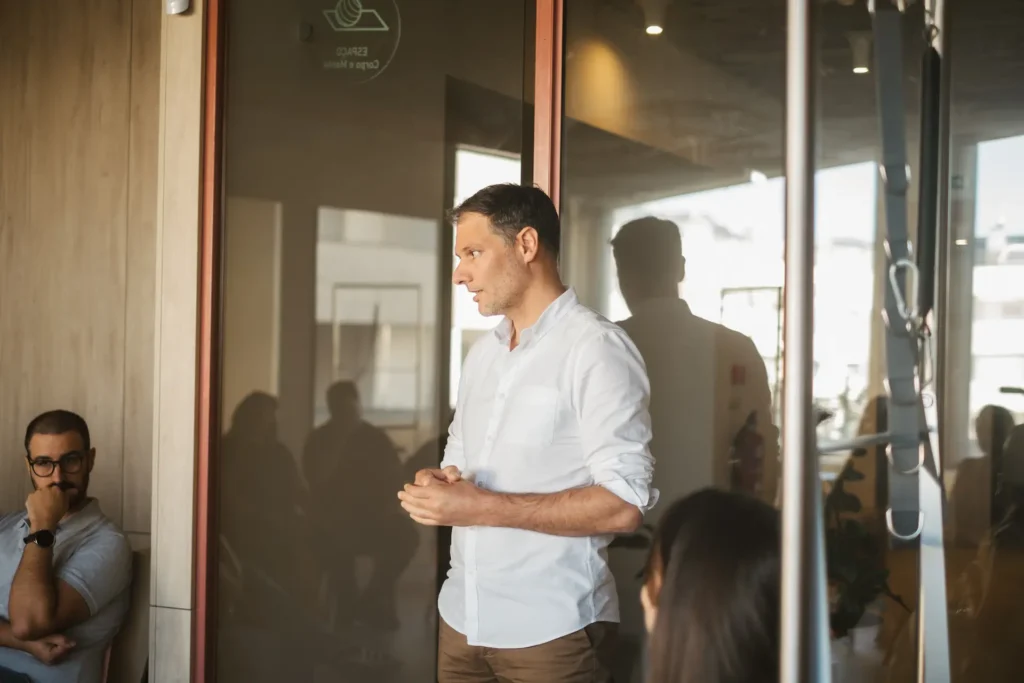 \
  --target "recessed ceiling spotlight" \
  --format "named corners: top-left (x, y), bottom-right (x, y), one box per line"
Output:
top-left (637, 0), bottom-right (668, 37)
top-left (847, 31), bottom-right (872, 74)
